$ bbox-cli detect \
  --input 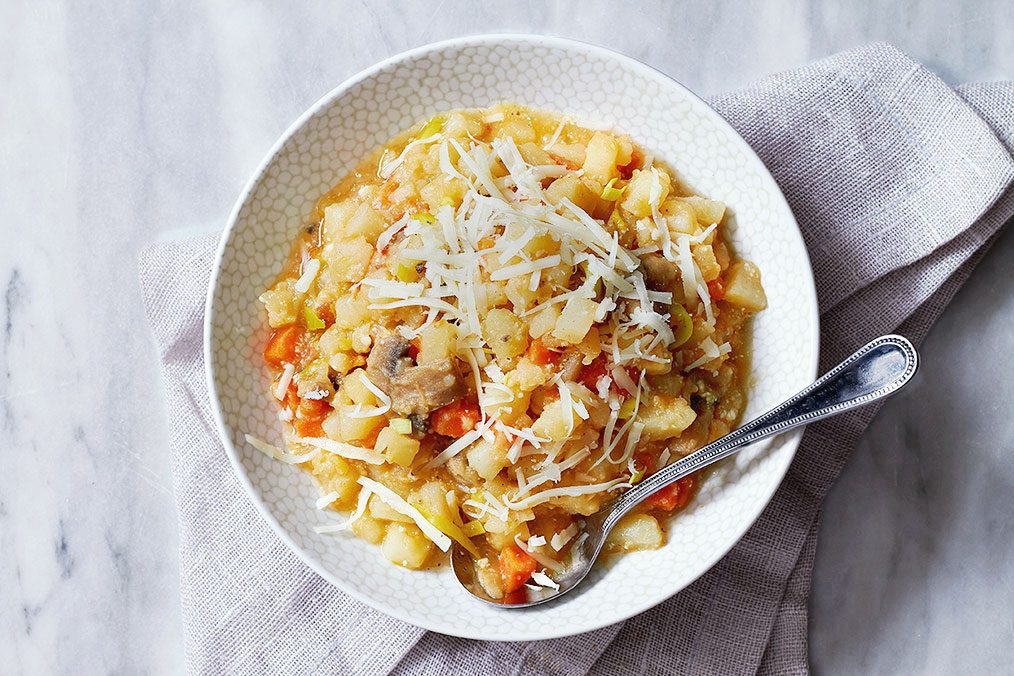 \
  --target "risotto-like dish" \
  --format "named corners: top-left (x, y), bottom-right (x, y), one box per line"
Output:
top-left (252, 104), bottom-right (766, 602)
